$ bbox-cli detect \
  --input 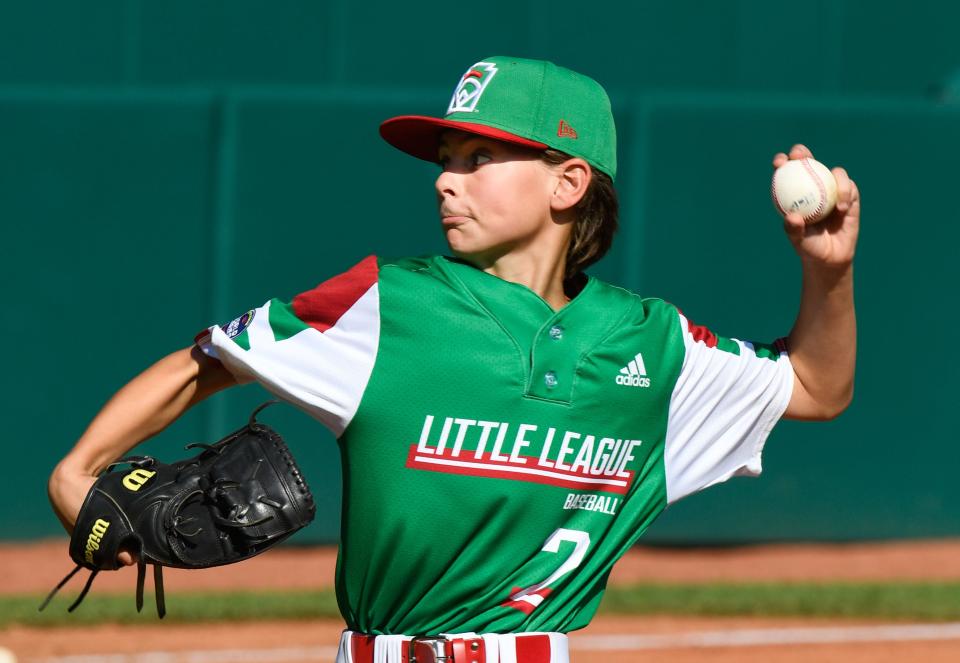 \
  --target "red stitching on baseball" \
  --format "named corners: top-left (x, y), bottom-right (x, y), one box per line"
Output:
top-left (800, 158), bottom-right (827, 222)
top-left (771, 169), bottom-right (787, 218)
